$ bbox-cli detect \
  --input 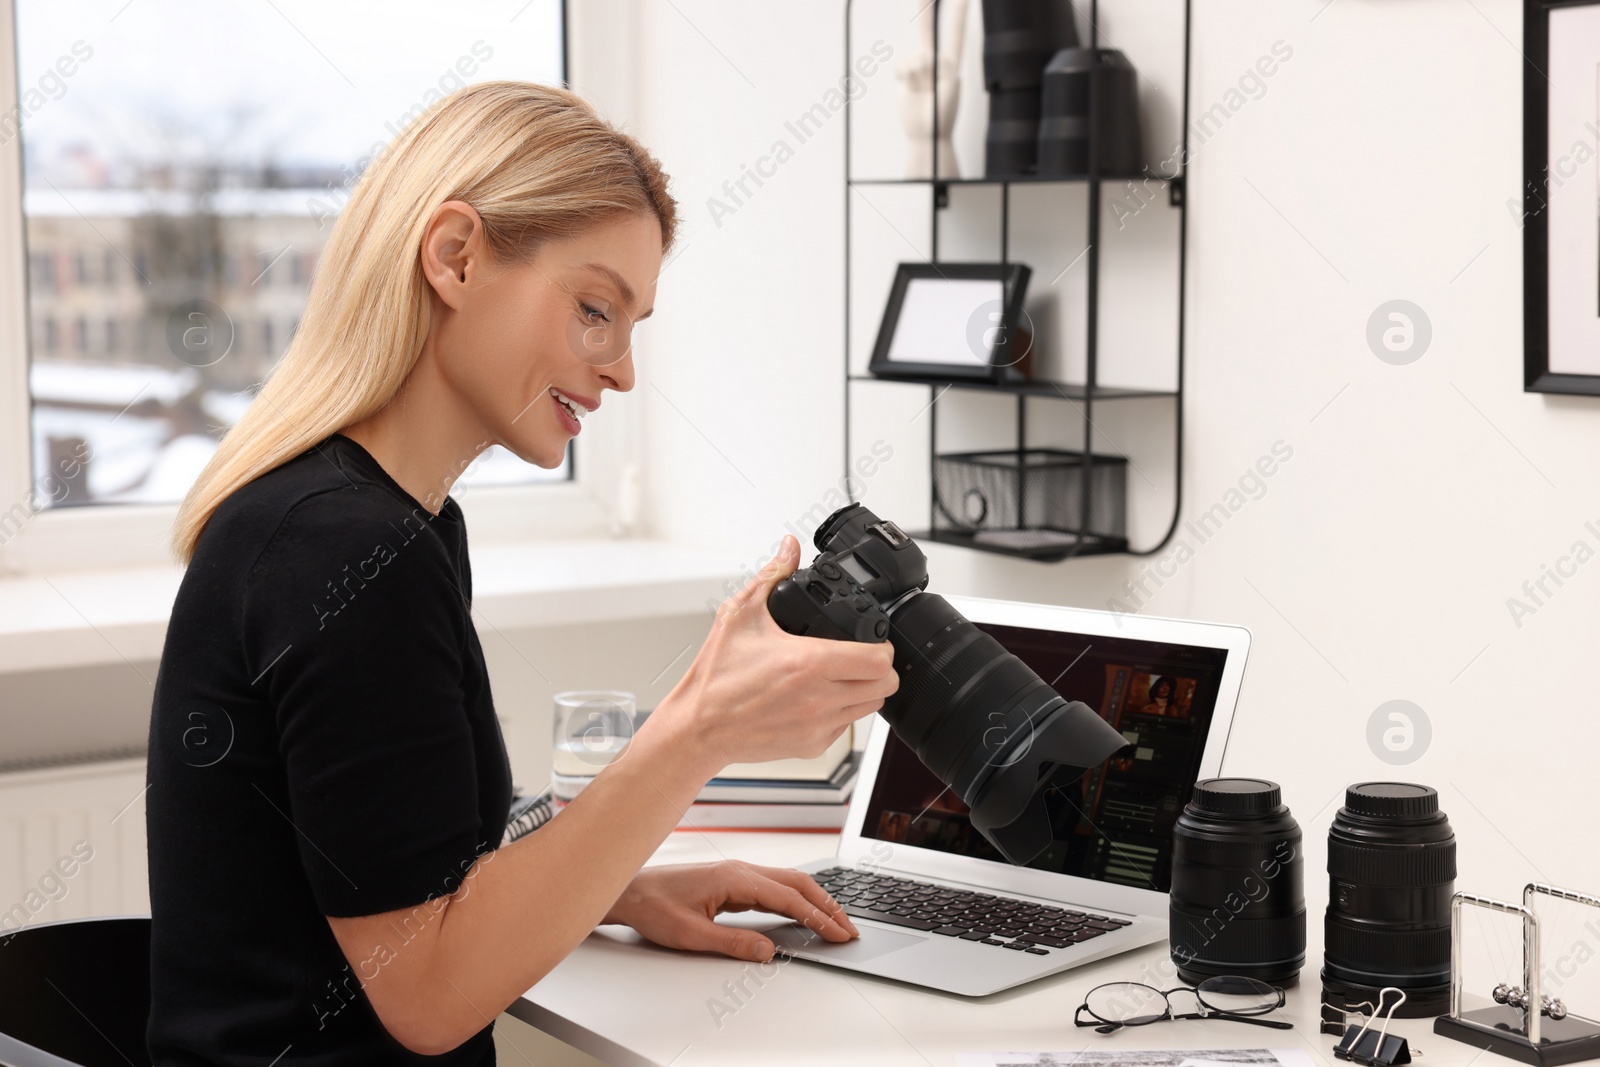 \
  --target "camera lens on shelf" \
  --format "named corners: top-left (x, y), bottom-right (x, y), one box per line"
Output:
top-left (1169, 778), bottom-right (1306, 986)
top-left (1037, 48), bottom-right (1143, 179)
top-left (1322, 782), bottom-right (1456, 1018)
top-left (980, 0), bottom-right (1079, 92)
top-left (985, 87), bottom-right (1043, 178)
